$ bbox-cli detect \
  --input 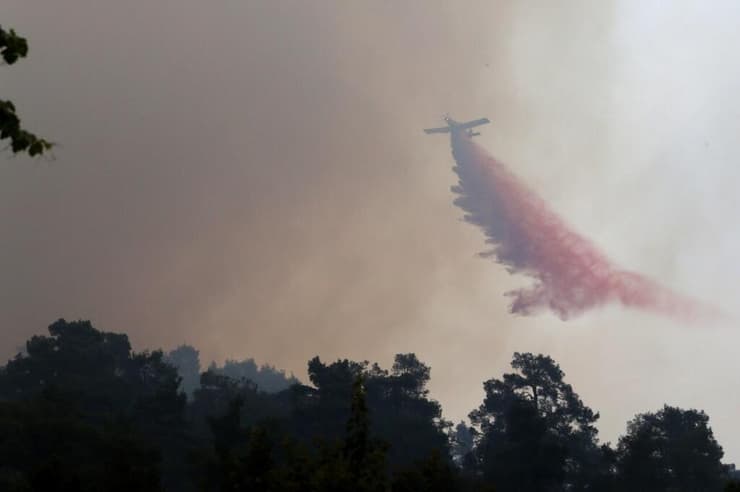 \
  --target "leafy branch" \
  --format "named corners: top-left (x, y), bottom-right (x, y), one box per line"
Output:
top-left (1, 25), bottom-right (53, 157)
